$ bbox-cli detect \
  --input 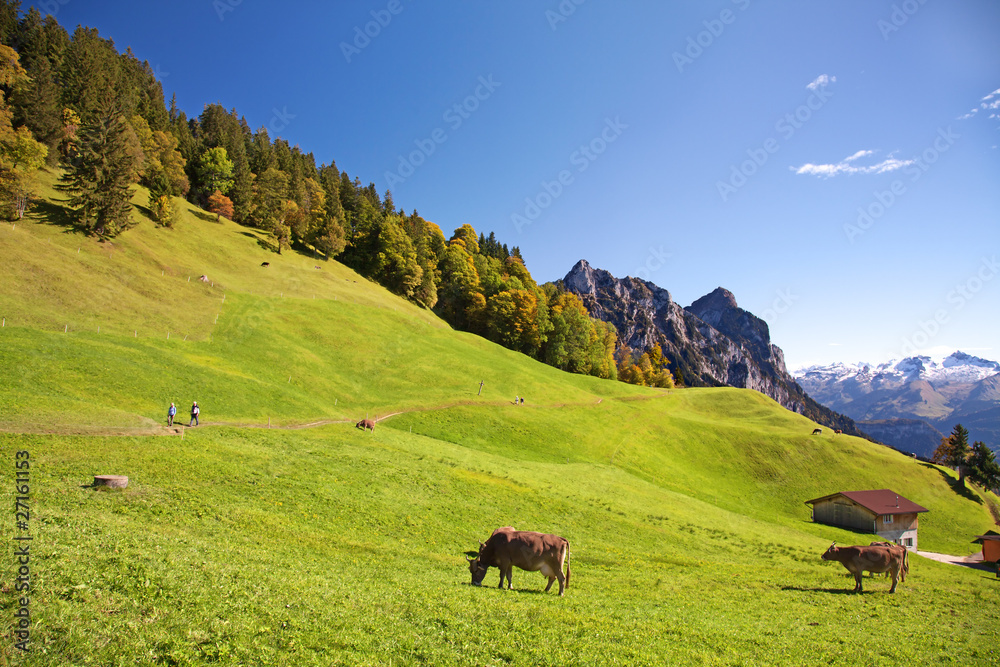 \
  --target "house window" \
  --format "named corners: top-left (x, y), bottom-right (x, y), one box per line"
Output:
top-left (903, 537), bottom-right (913, 547)
top-left (882, 514), bottom-right (894, 524)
